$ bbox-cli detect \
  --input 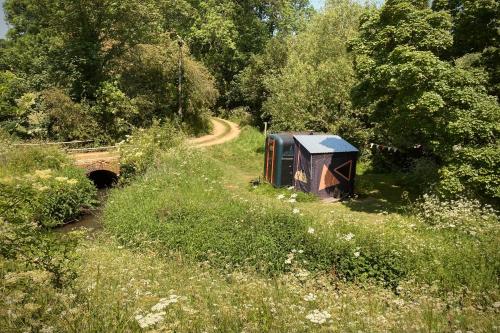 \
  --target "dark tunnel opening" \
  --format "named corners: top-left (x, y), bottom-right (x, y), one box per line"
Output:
top-left (87, 170), bottom-right (118, 189)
